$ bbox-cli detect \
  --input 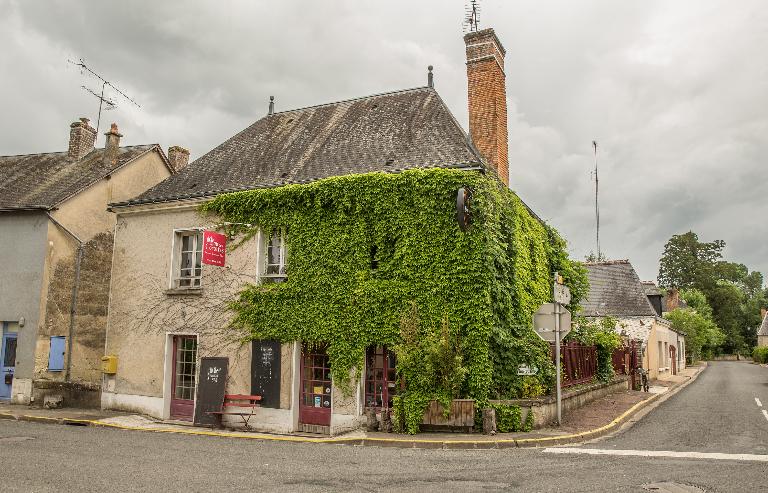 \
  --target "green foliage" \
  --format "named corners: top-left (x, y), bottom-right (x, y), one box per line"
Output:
top-left (658, 231), bottom-right (766, 354)
top-left (665, 308), bottom-right (724, 362)
top-left (658, 231), bottom-right (725, 291)
top-left (202, 168), bottom-right (583, 433)
top-left (519, 376), bottom-right (546, 398)
top-left (523, 407), bottom-right (535, 432)
top-left (490, 404), bottom-right (522, 433)
top-left (569, 317), bottom-right (623, 382)
top-left (752, 347), bottom-right (768, 364)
